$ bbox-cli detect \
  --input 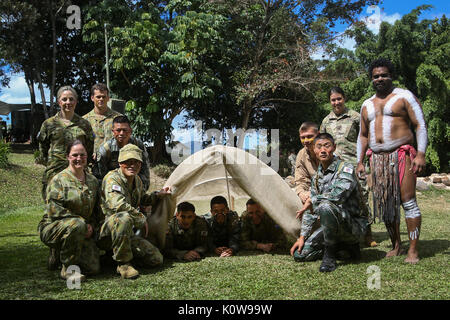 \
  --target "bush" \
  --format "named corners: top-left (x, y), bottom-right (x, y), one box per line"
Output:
top-left (152, 164), bottom-right (175, 179)
top-left (0, 140), bottom-right (11, 168)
